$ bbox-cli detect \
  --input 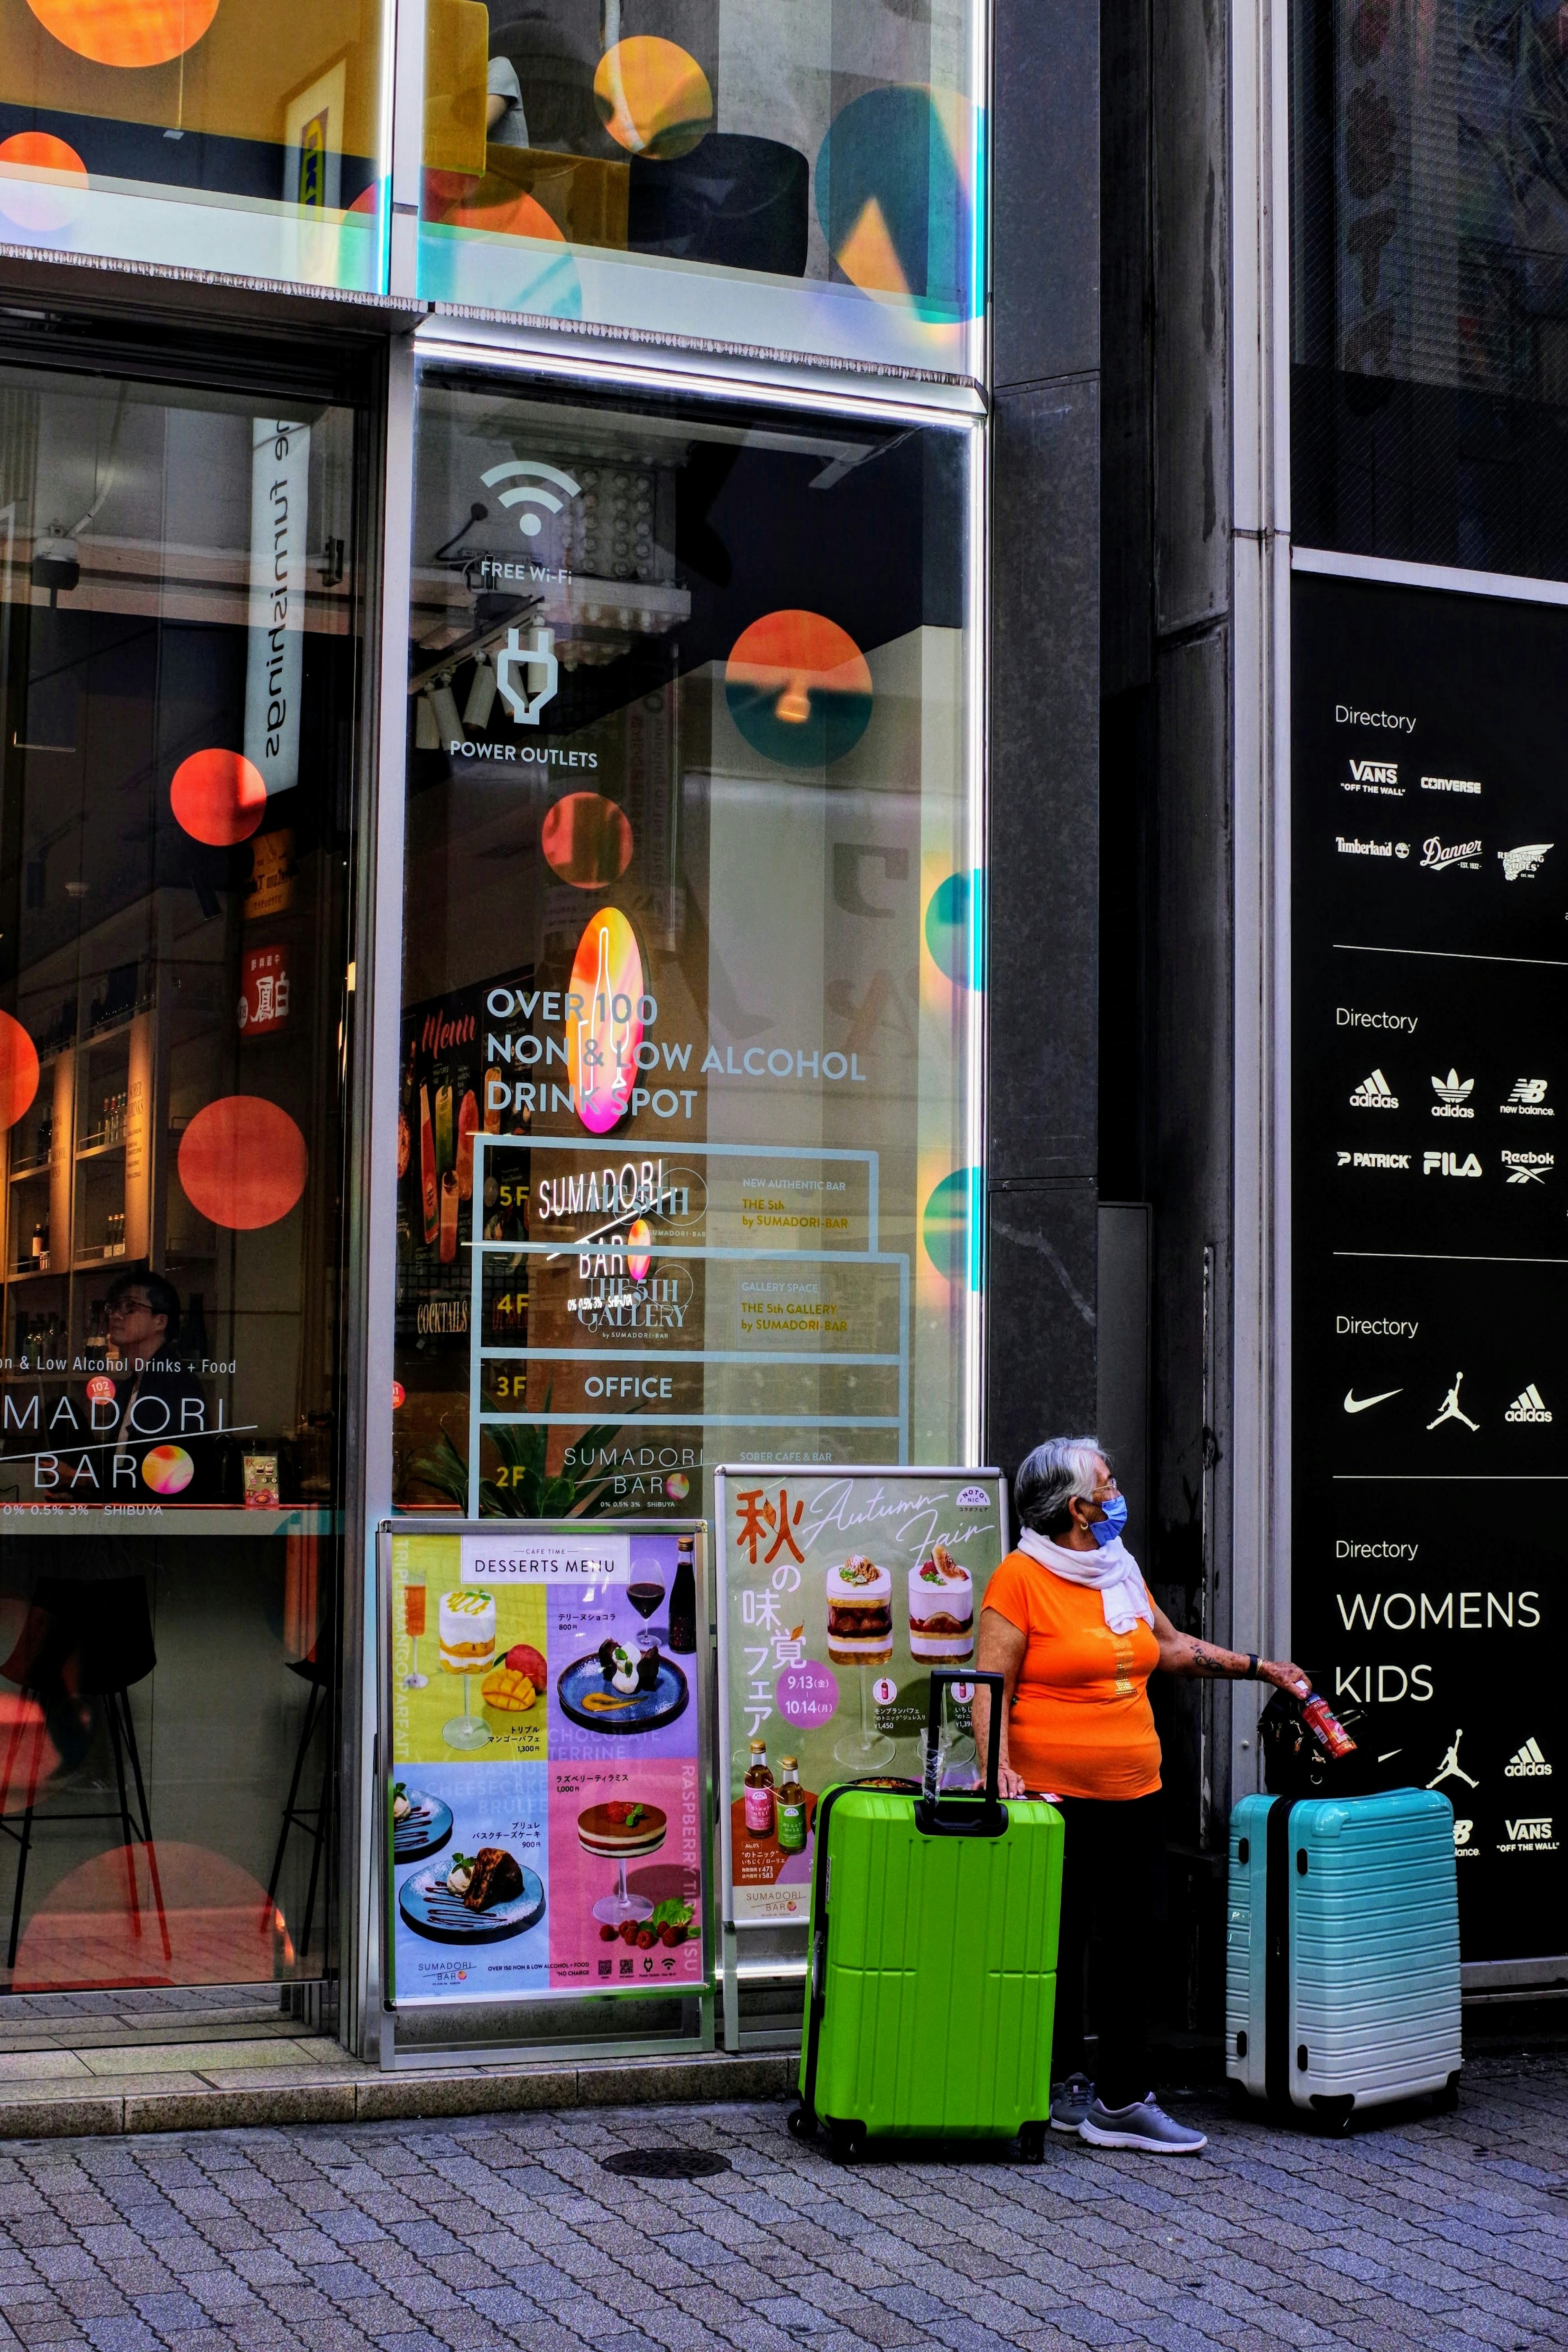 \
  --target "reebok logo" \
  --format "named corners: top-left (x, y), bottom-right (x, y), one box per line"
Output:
top-left (1503, 1150), bottom-right (1552, 1182)
top-left (1505, 1384), bottom-right (1552, 1423)
top-left (1499, 1816), bottom-right (1557, 1852)
top-left (1500, 843), bottom-right (1553, 880)
top-left (1424, 1150), bottom-right (1481, 1177)
top-left (1506, 1739), bottom-right (1552, 1778)
top-left (1421, 836), bottom-right (1482, 871)
top-left (1432, 1070), bottom-right (1475, 1117)
top-left (1502, 1079), bottom-right (1554, 1117)
top-left (1350, 1070), bottom-right (1399, 1109)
